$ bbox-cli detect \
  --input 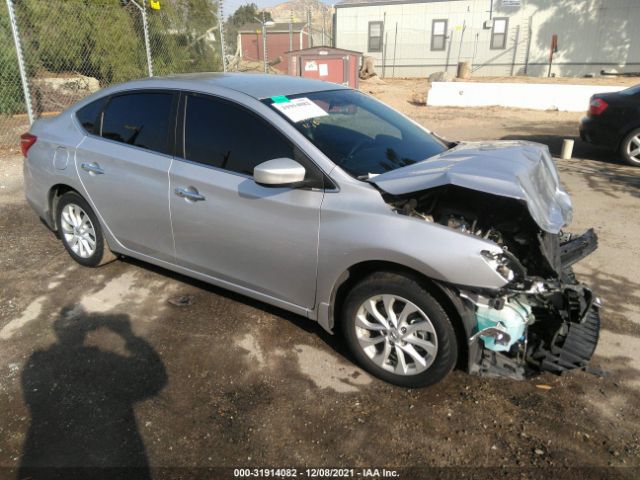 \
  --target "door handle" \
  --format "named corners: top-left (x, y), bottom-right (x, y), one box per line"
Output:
top-left (175, 187), bottom-right (206, 202)
top-left (80, 162), bottom-right (105, 175)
